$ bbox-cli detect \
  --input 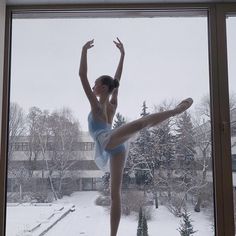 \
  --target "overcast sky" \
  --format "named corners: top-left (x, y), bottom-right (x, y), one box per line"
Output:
top-left (10, 16), bottom-right (236, 131)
